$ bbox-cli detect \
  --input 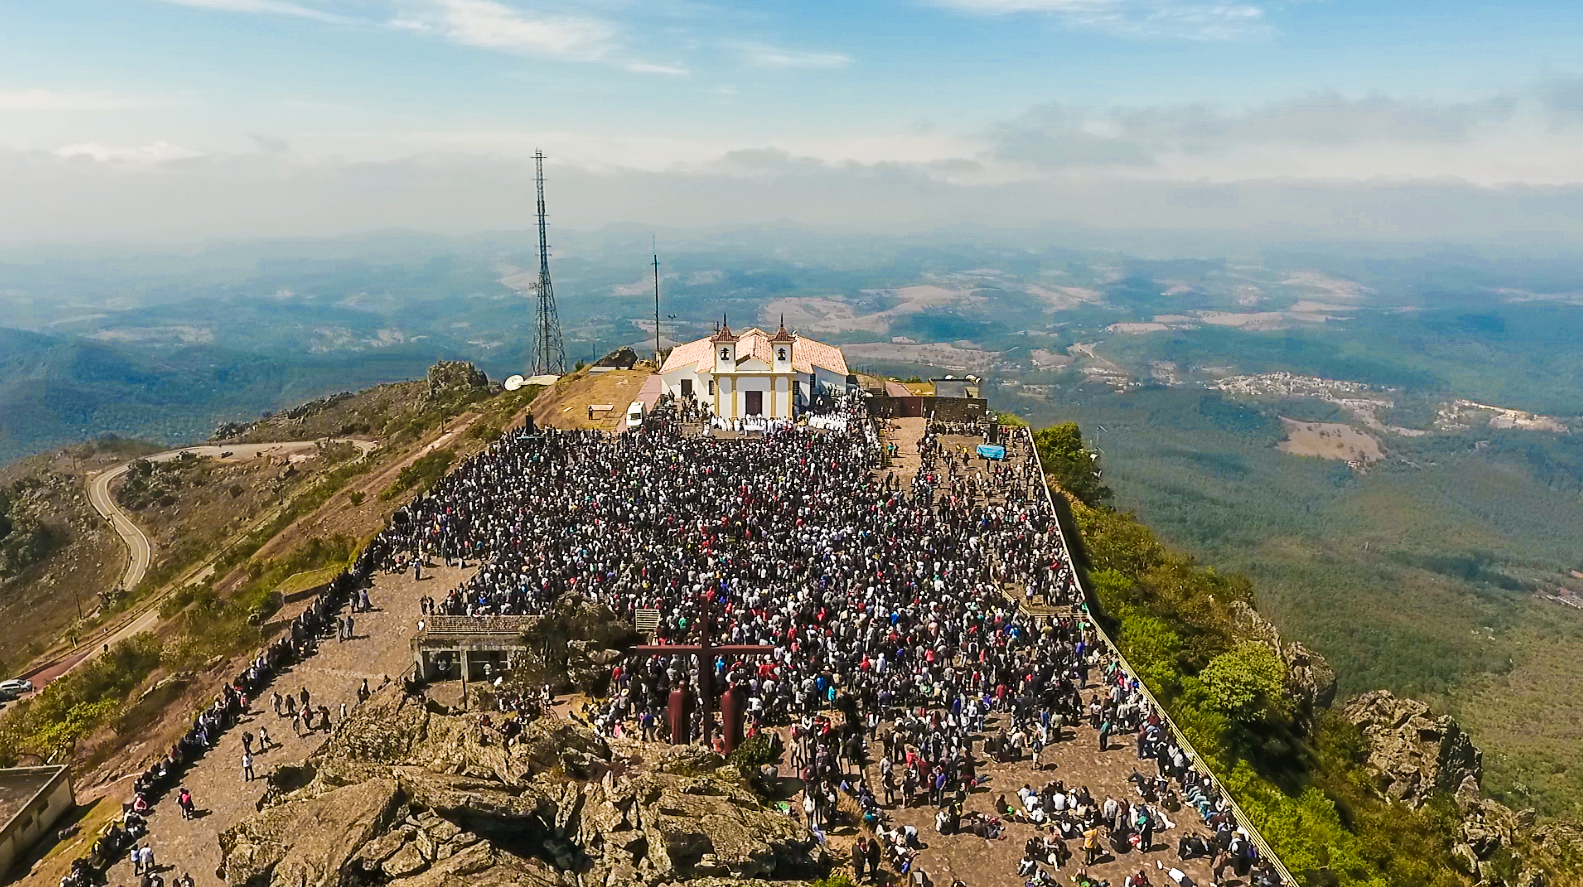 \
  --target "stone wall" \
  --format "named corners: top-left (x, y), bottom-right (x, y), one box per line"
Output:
top-left (867, 396), bottom-right (987, 421)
